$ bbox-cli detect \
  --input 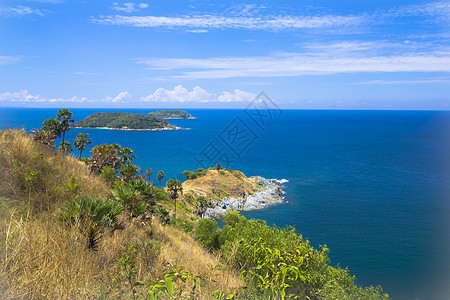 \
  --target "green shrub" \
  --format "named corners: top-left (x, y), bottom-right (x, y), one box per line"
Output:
top-left (194, 218), bottom-right (223, 251)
